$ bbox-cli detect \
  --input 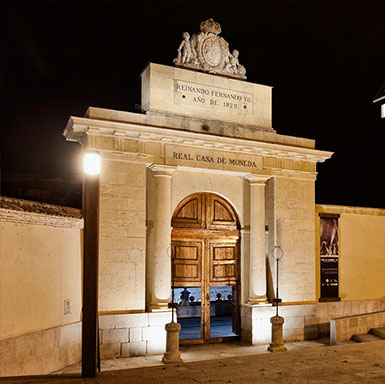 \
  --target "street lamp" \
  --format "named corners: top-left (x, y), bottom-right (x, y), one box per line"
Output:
top-left (272, 246), bottom-right (283, 317)
top-left (82, 151), bottom-right (101, 378)
top-left (163, 245), bottom-right (183, 364)
top-left (83, 153), bottom-right (101, 175)
top-left (268, 245), bottom-right (287, 352)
